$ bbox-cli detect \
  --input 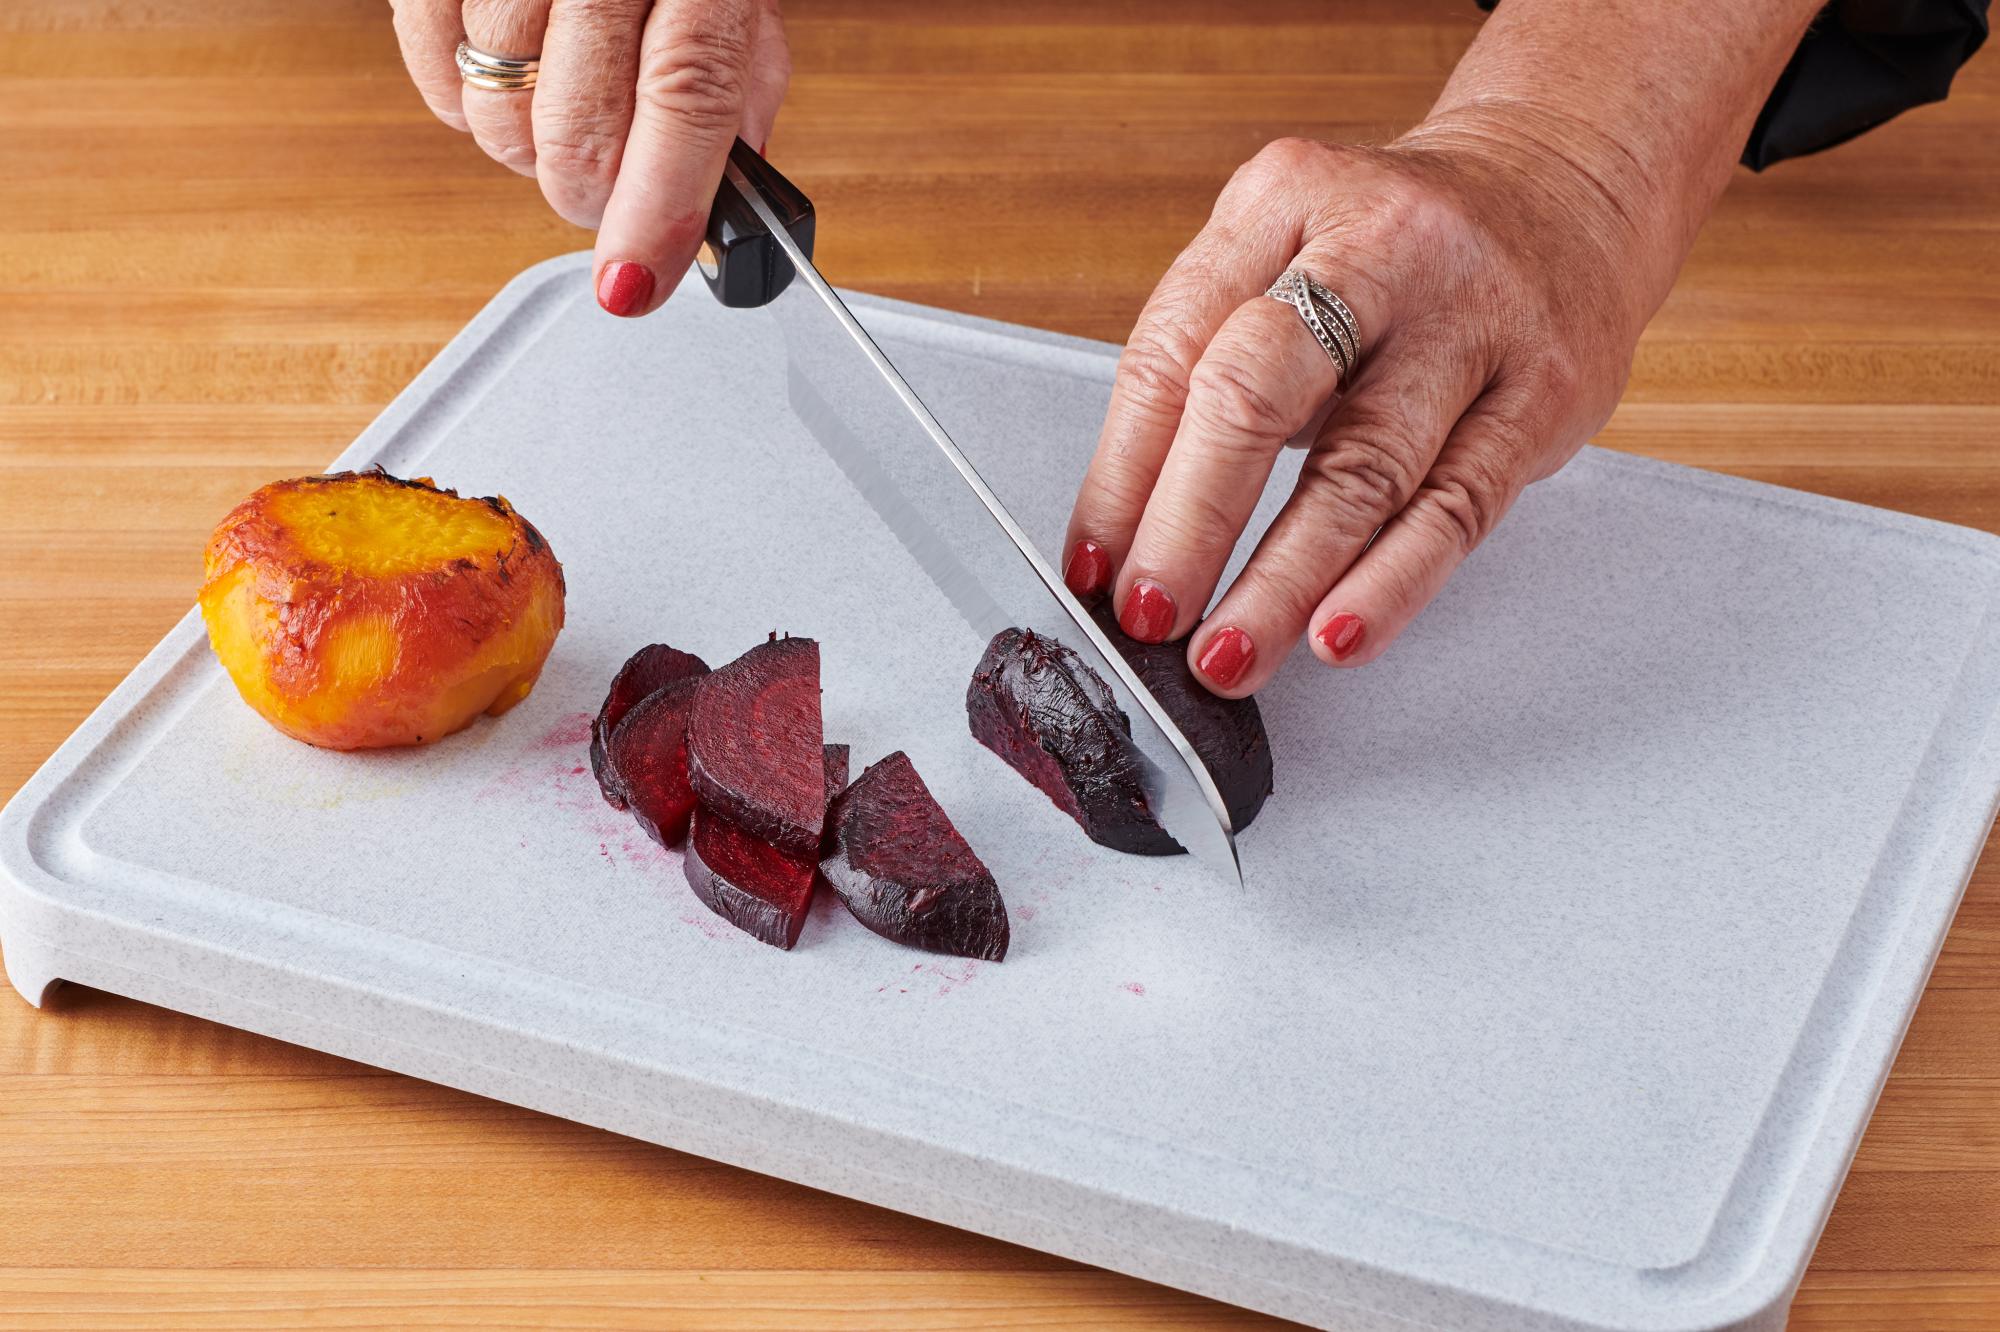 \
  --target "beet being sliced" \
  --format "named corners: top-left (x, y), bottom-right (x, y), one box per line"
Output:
top-left (966, 617), bottom-right (1275, 855)
top-left (591, 643), bottom-right (709, 808)
top-left (1089, 604), bottom-right (1274, 834)
top-left (966, 628), bottom-right (1178, 855)
top-left (820, 751), bottom-right (1009, 962)
top-left (683, 806), bottom-right (818, 949)
top-left (685, 636), bottom-right (825, 856)
top-left (606, 677), bottom-right (703, 847)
